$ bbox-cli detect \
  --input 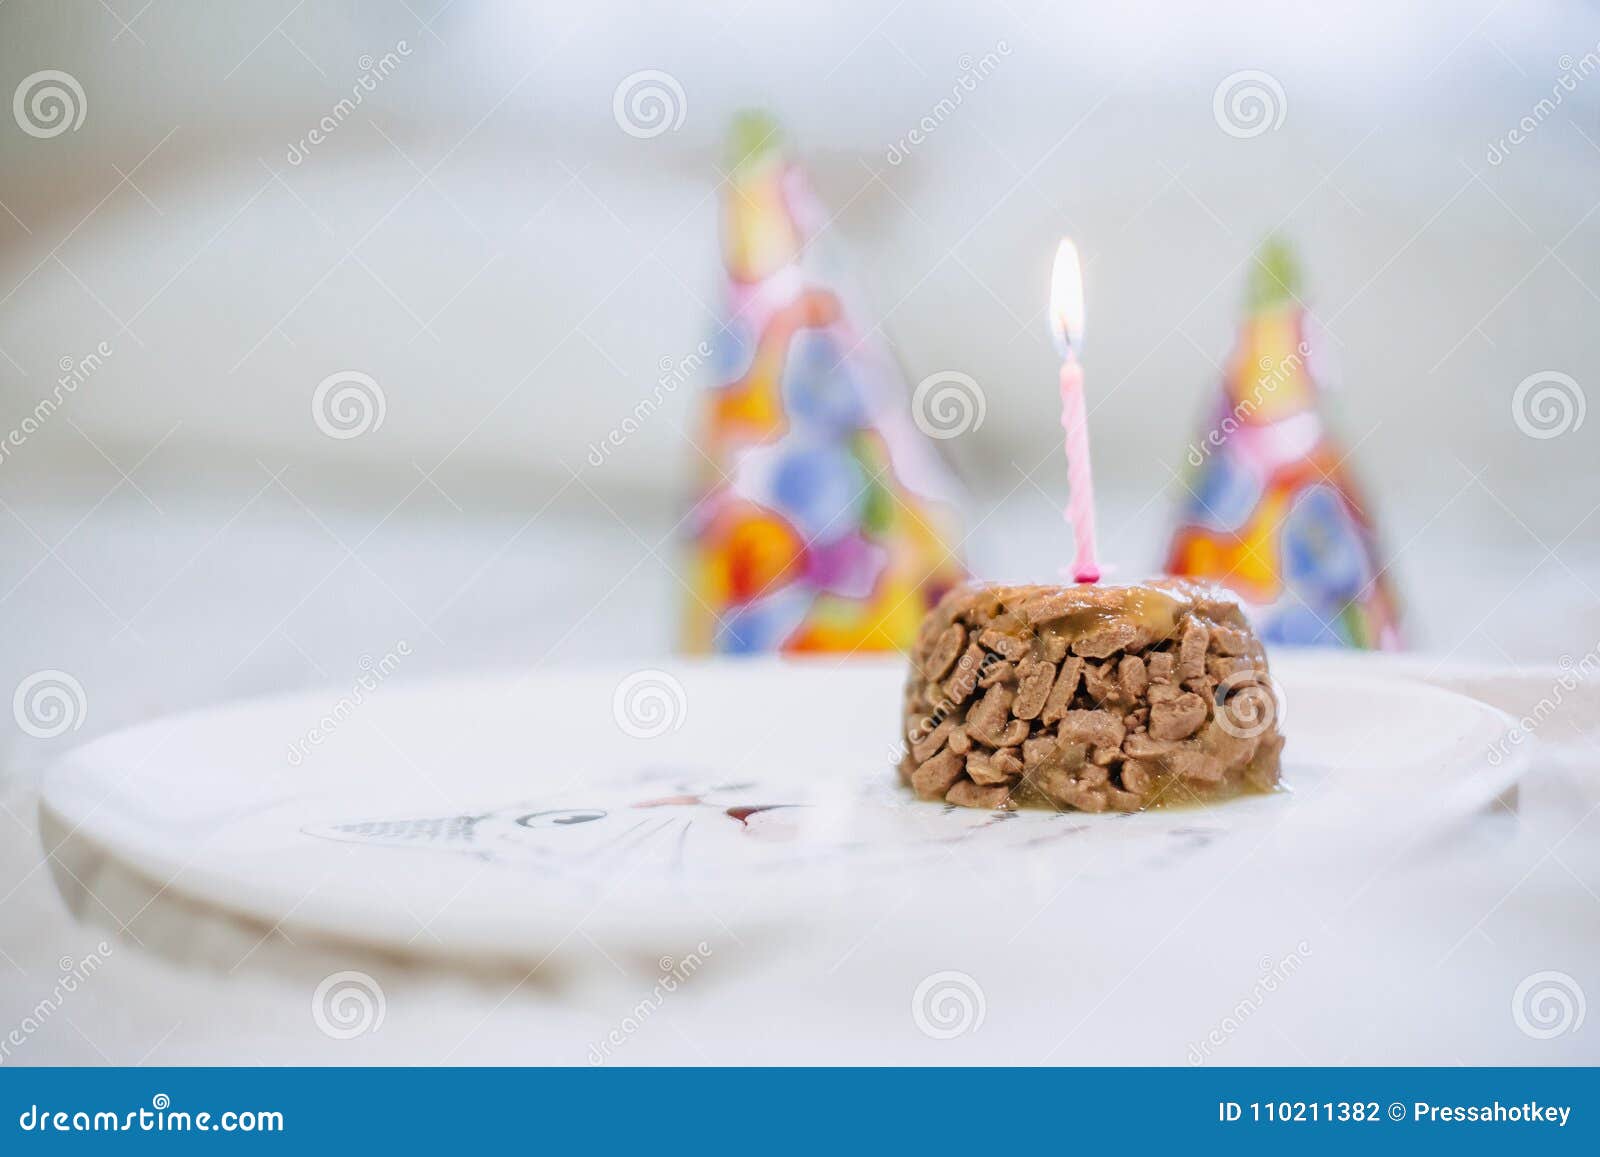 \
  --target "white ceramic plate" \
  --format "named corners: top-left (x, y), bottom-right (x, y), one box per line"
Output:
top-left (39, 655), bottom-right (1528, 960)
